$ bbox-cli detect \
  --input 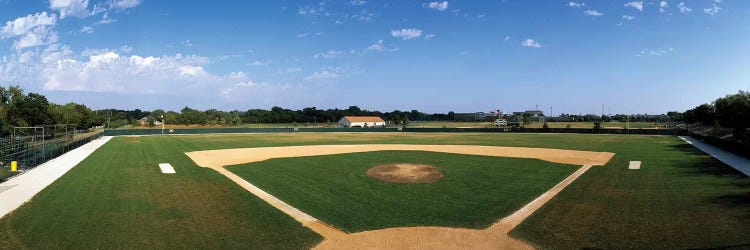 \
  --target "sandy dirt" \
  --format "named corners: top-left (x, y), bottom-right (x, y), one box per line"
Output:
top-left (367, 164), bottom-right (444, 183)
top-left (186, 144), bottom-right (614, 169)
top-left (184, 145), bottom-right (614, 249)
